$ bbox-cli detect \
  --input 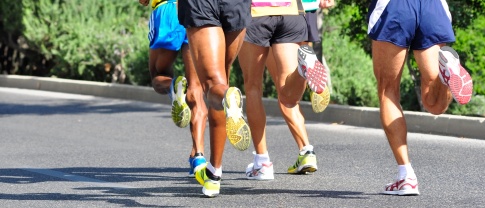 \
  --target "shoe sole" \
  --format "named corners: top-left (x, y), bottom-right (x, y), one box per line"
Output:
top-left (171, 76), bottom-right (191, 128)
top-left (382, 190), bottom-right (420, 196)
top-left (296, 165), bottom-right (318, 174)
top-left (438, 46), bottom-right (473, 105)
top-left (247, 176), bottom-right (275, 180)
top-left (298, 45), bottom-right (328, 94)
top-left (224, 87), bottom-right (251, 151)
top-left (202, 182), bottom-right (220, 198)
top-left (310, 86), bottom-right (330, 113)
top-left (288, 163), bottom-right (318, 174)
